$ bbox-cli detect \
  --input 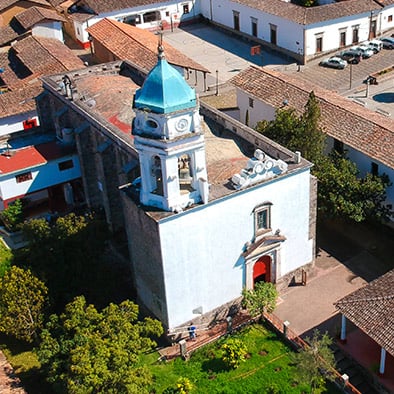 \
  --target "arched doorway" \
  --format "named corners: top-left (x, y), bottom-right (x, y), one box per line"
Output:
top-left (253, 255), bottom-right (271, 286)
